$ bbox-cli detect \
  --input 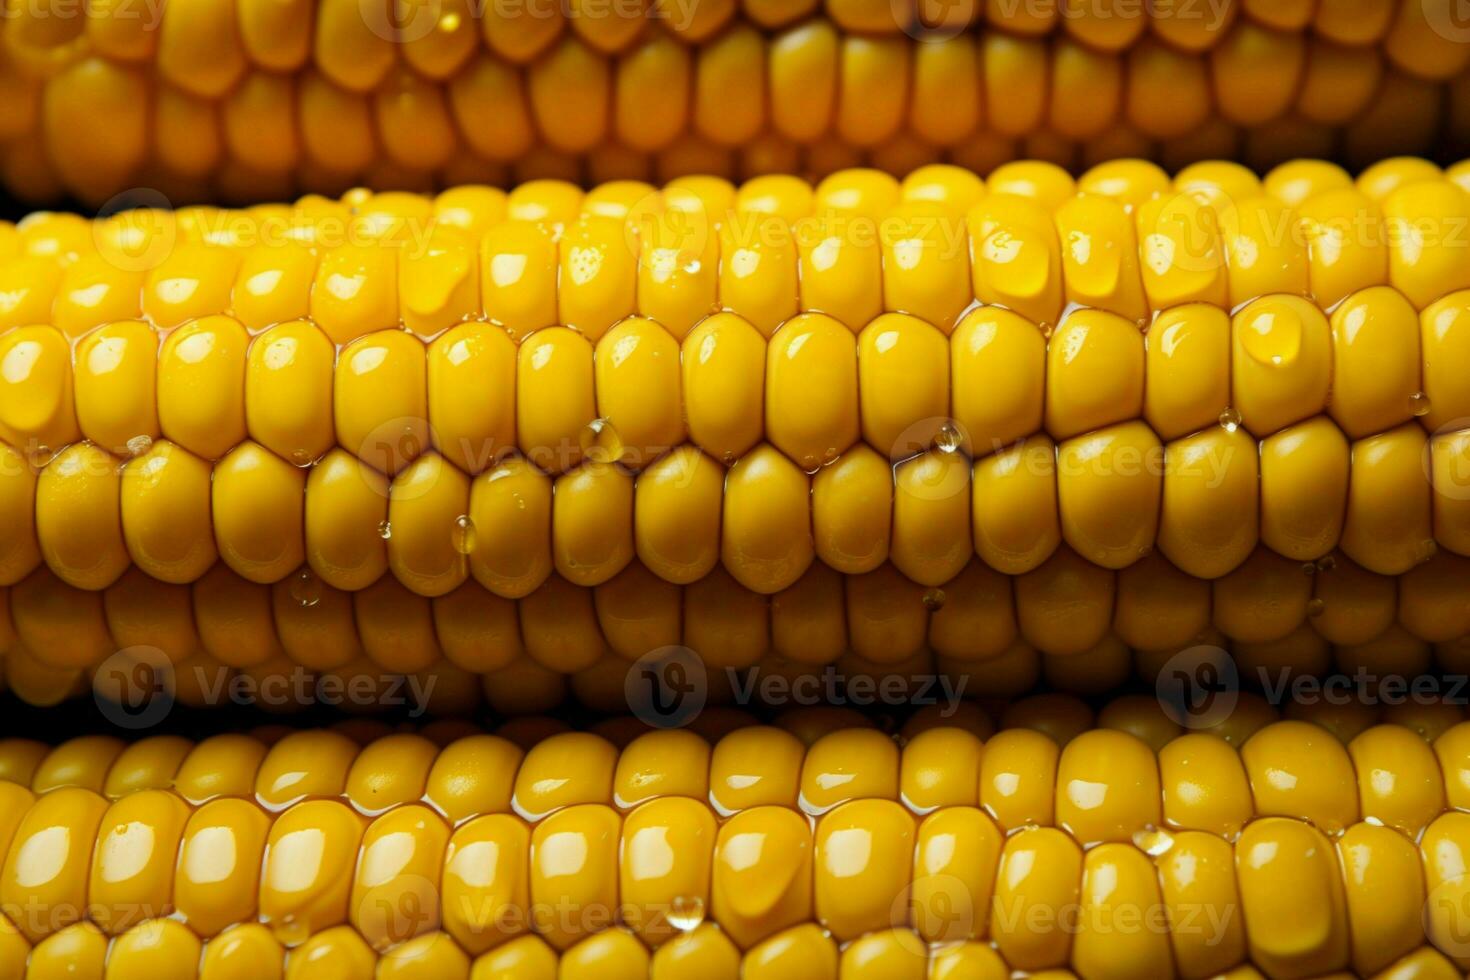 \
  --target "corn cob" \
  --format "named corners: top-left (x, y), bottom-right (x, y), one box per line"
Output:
top-left (7, 578), bottom-right (1470, 717)
top-left (2, 162), bottom-right (1470, 698)
top-left (0, 709), bottom-right (1469, 976)
top-left (3, 1), bottom-right (1470, 202)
